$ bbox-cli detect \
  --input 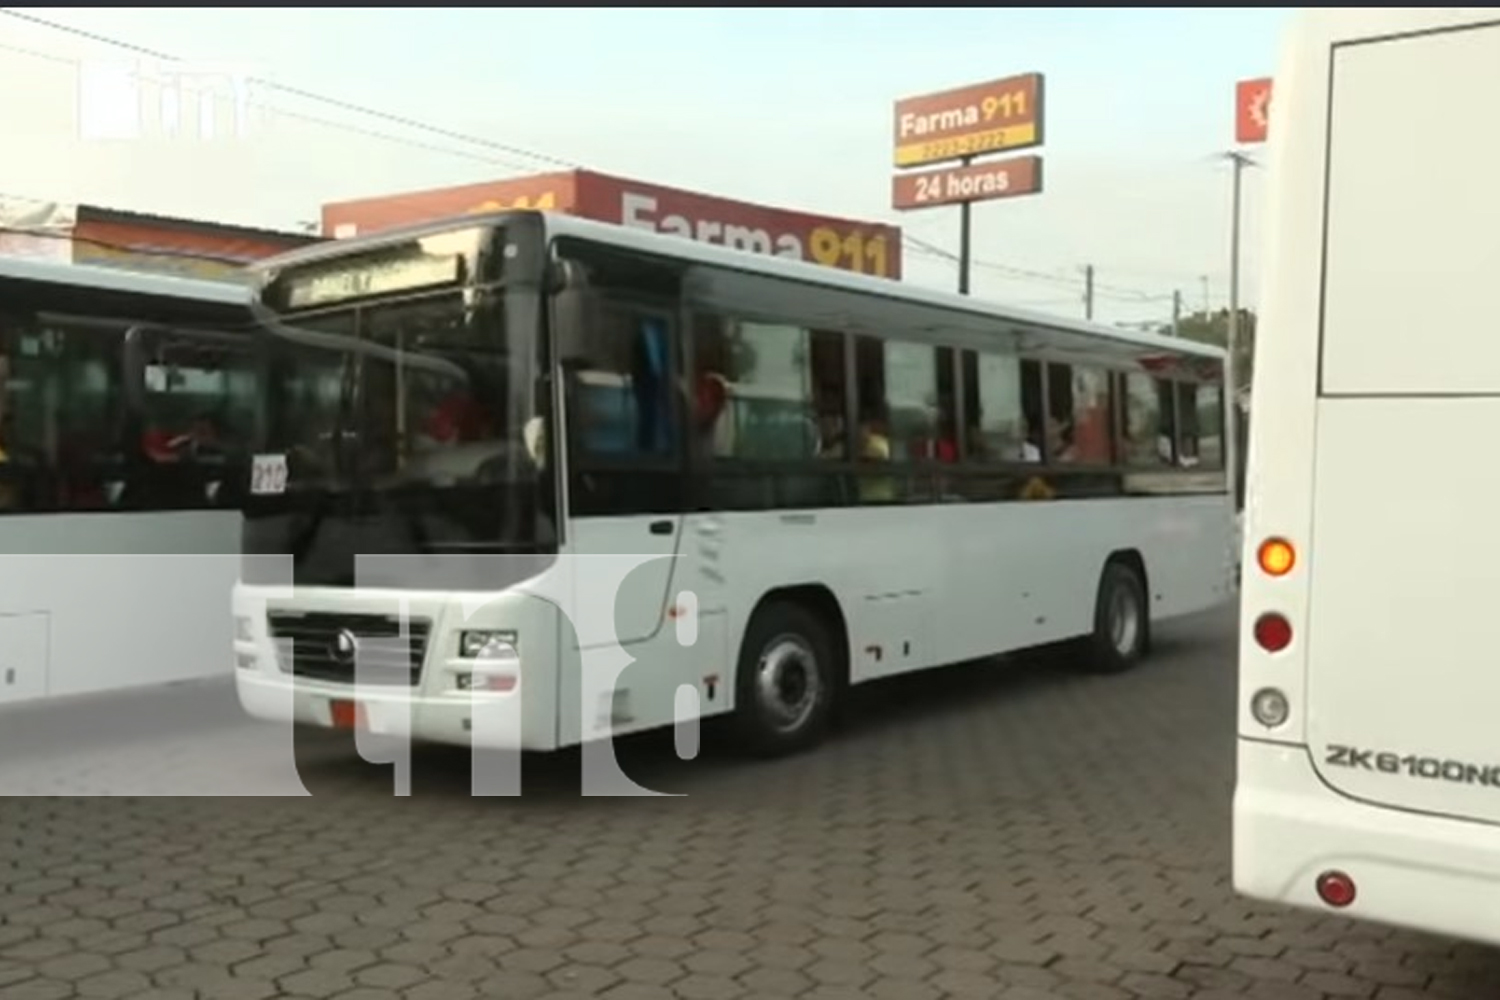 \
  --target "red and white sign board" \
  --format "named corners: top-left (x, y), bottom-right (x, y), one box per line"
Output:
top-left (1235, 77), bottom-right (1273, 145)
